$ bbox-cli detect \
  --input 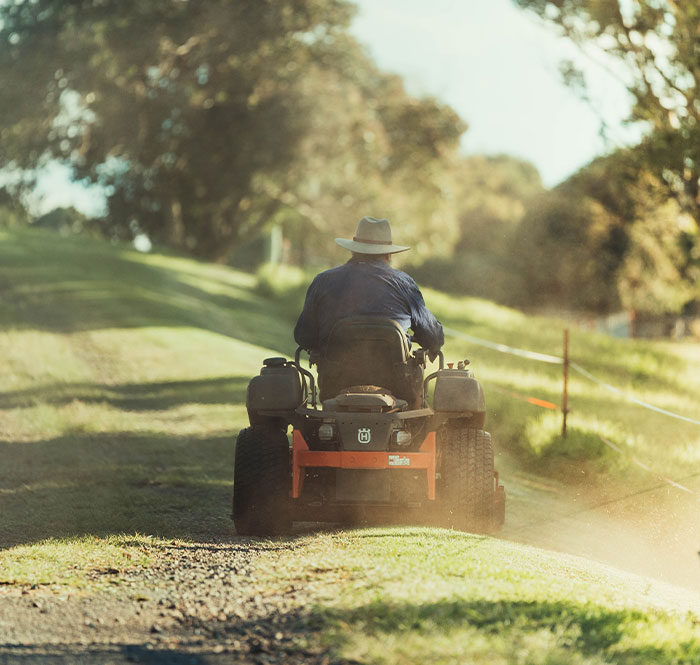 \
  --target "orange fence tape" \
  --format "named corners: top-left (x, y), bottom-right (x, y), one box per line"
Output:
top-left (487, 384), bottom-right (559, 411)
